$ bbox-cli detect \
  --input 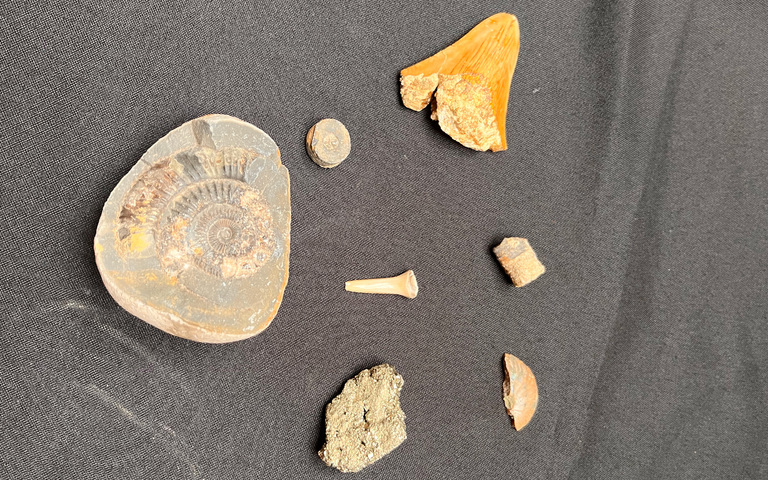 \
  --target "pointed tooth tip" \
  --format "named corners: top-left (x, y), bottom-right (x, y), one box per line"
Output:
top-left (493, 12), bottom-right (518, 22)
top-left (485, 12), bottom-right (519, 29)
